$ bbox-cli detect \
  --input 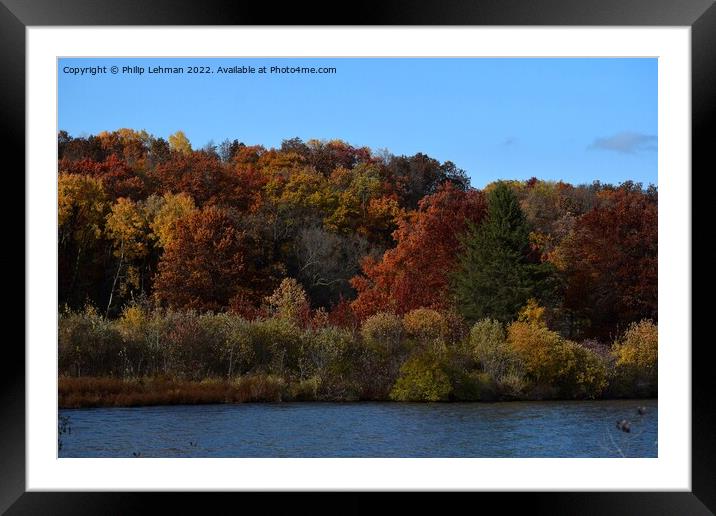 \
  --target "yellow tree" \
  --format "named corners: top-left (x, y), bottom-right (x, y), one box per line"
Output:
top-left (324, 164), bottom-right (382, 233)
top-left (58, 173), bottom-right (108, 307)
top-left (324, 163), bottom-right (400, 245)
top-left (147, 192), bottom-right (197, 248)
top-left (105, 198), bottom-right (151, 314)
top-left (97, 128), bottom-right (151, 166)
top-left (264, 278), bottom-right (310, 325)
top-left (168, 130), bottom-right (192, 155)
